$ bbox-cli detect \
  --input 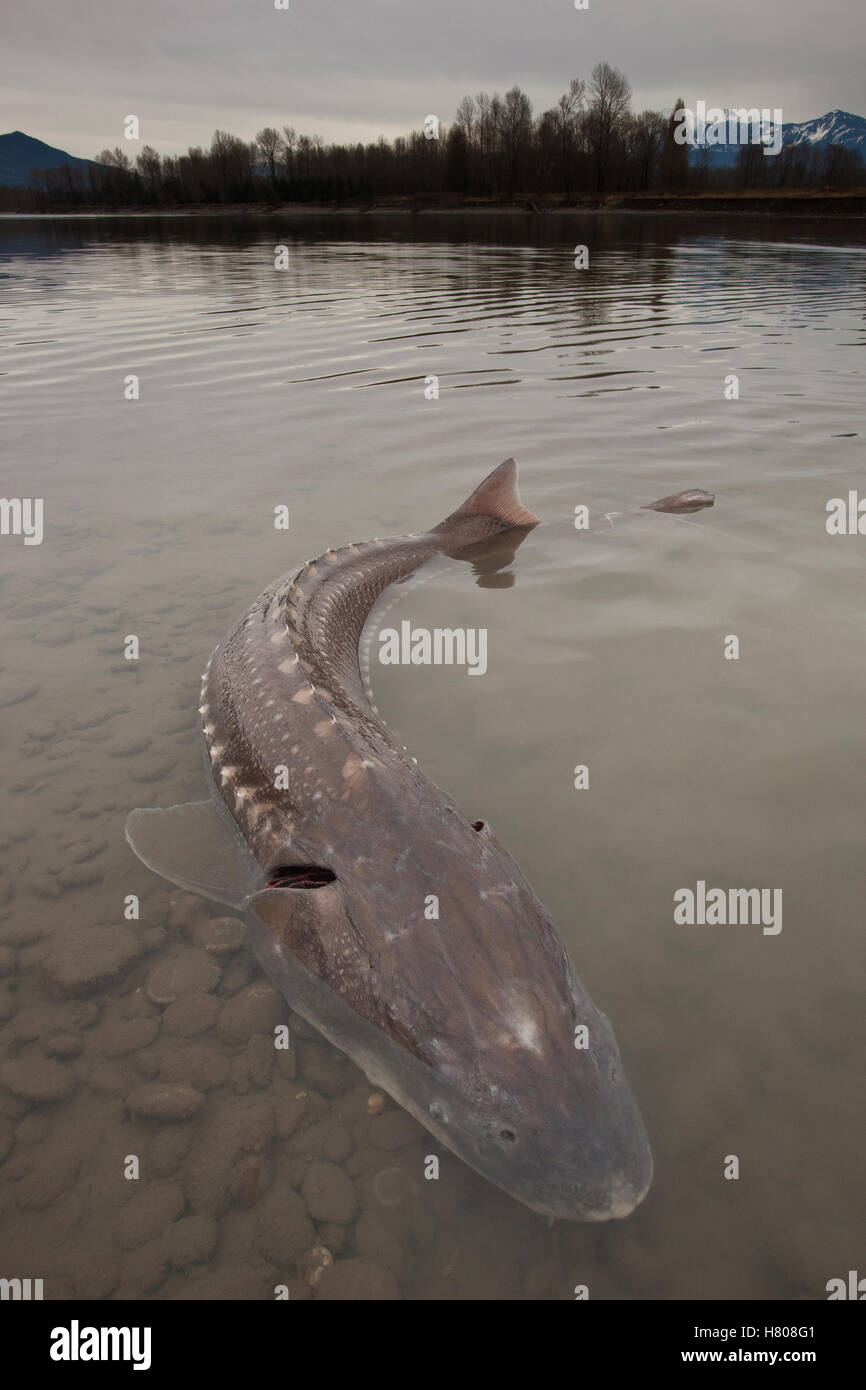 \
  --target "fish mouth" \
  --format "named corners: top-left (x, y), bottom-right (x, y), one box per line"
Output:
top-left (538, 1165), bottom-right (653, 1222)
top-left (480, 1149), bottom-right (654, 1222)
